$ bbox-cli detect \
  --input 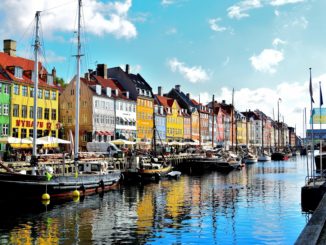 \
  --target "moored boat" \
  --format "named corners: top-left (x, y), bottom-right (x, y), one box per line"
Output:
top-left (271, 152), bottom-right (288, 161)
